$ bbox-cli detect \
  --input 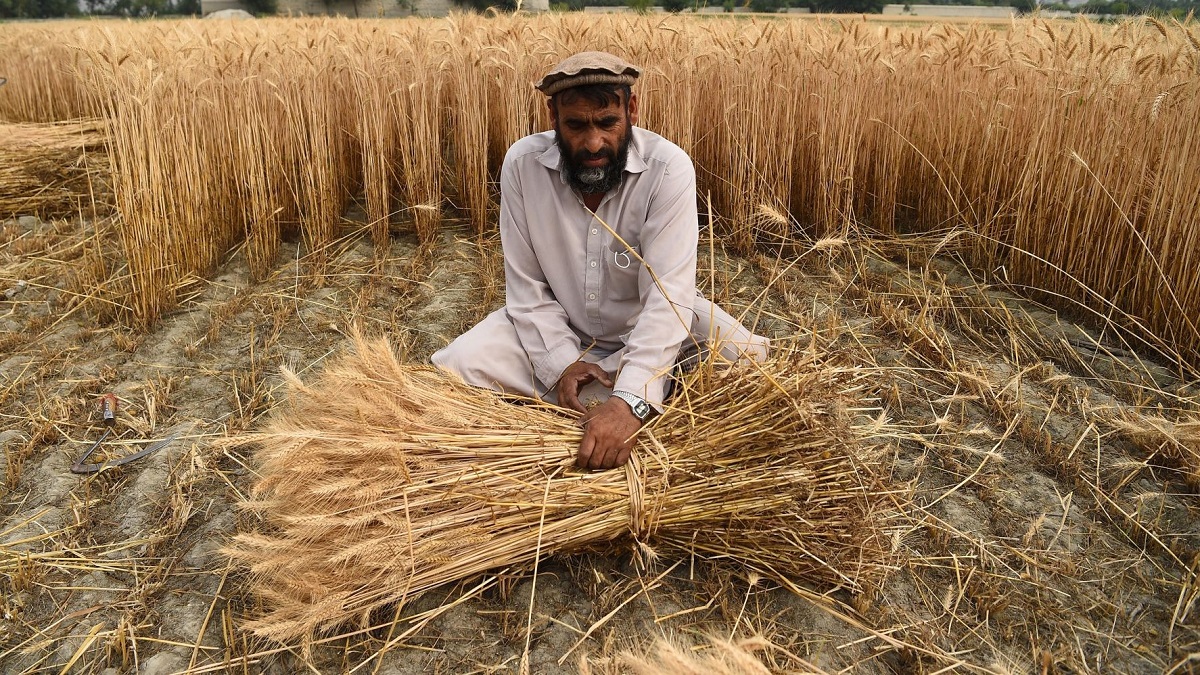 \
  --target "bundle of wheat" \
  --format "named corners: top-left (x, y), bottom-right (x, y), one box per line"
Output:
top-left (0, 121), bottom-right (106, 219)
top-left (226, 335), bottom-right (902, 645)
